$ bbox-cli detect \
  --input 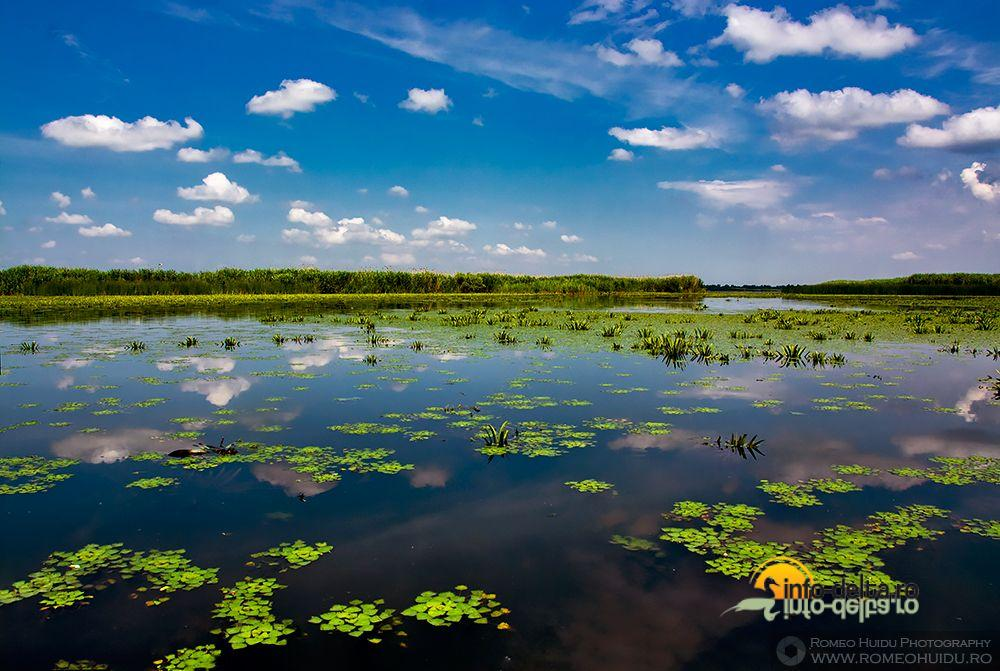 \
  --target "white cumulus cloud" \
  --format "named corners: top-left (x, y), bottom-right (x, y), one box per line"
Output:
top-left (177, 172), bottom-right (258, 204)
top-left (45, 212), bottom-right (93, 224)
top-left (411, 216), bottom-right (476, 239)
top-left (608, 148), bottom-right (634, 161)
top-left (759, 87), bottom-right (949, 142)
top-left (246, 79), bottom-right (336, 118)
top-left (960, 162), bottom-right (1000, 202)
top-left (154, 206), bottom-right (235, 226)
top-left (381, 251), bottom-right (416, 265)
top-left (609, 125), bottom-right (717, 150)
top-left (81, 187), bottom-right (96, 199)
top-left (596, 38), bottom-right (682, 68)
top-left (711, 4), bottom-right (919, 63)
top-left (560, 234), bottom-right (582, 243)
top-left (41, 240), bottom-right (56, 249)
top-left (898, 106), bottom-right (1000, 151)
top-left (399, 88), bottom-right (452, 114)
top-left (177, 146), bottom-right (229, 162)
top-left (50, 191), bottom-right (71, 208)
top-left (388, 185), bottom-right (410, 197)
top-left (657, 179), bottom-right (790, 209)
top-left (180, 377), bottom-right (251, 406)
top-left (78, 223), bottom-right (131, 237)
top-left (41, 115), bottom-right (203, 151)
top-left (891, 251), bottom-right (920, 261)
top-left (483, 243), bottom-right (546, 258)
top-left (287, 207), bottom-right (333, 226)
top-left (233, 149), bottom-right (301, 173)
top-left (283, 215), bottom-right (405, 247)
